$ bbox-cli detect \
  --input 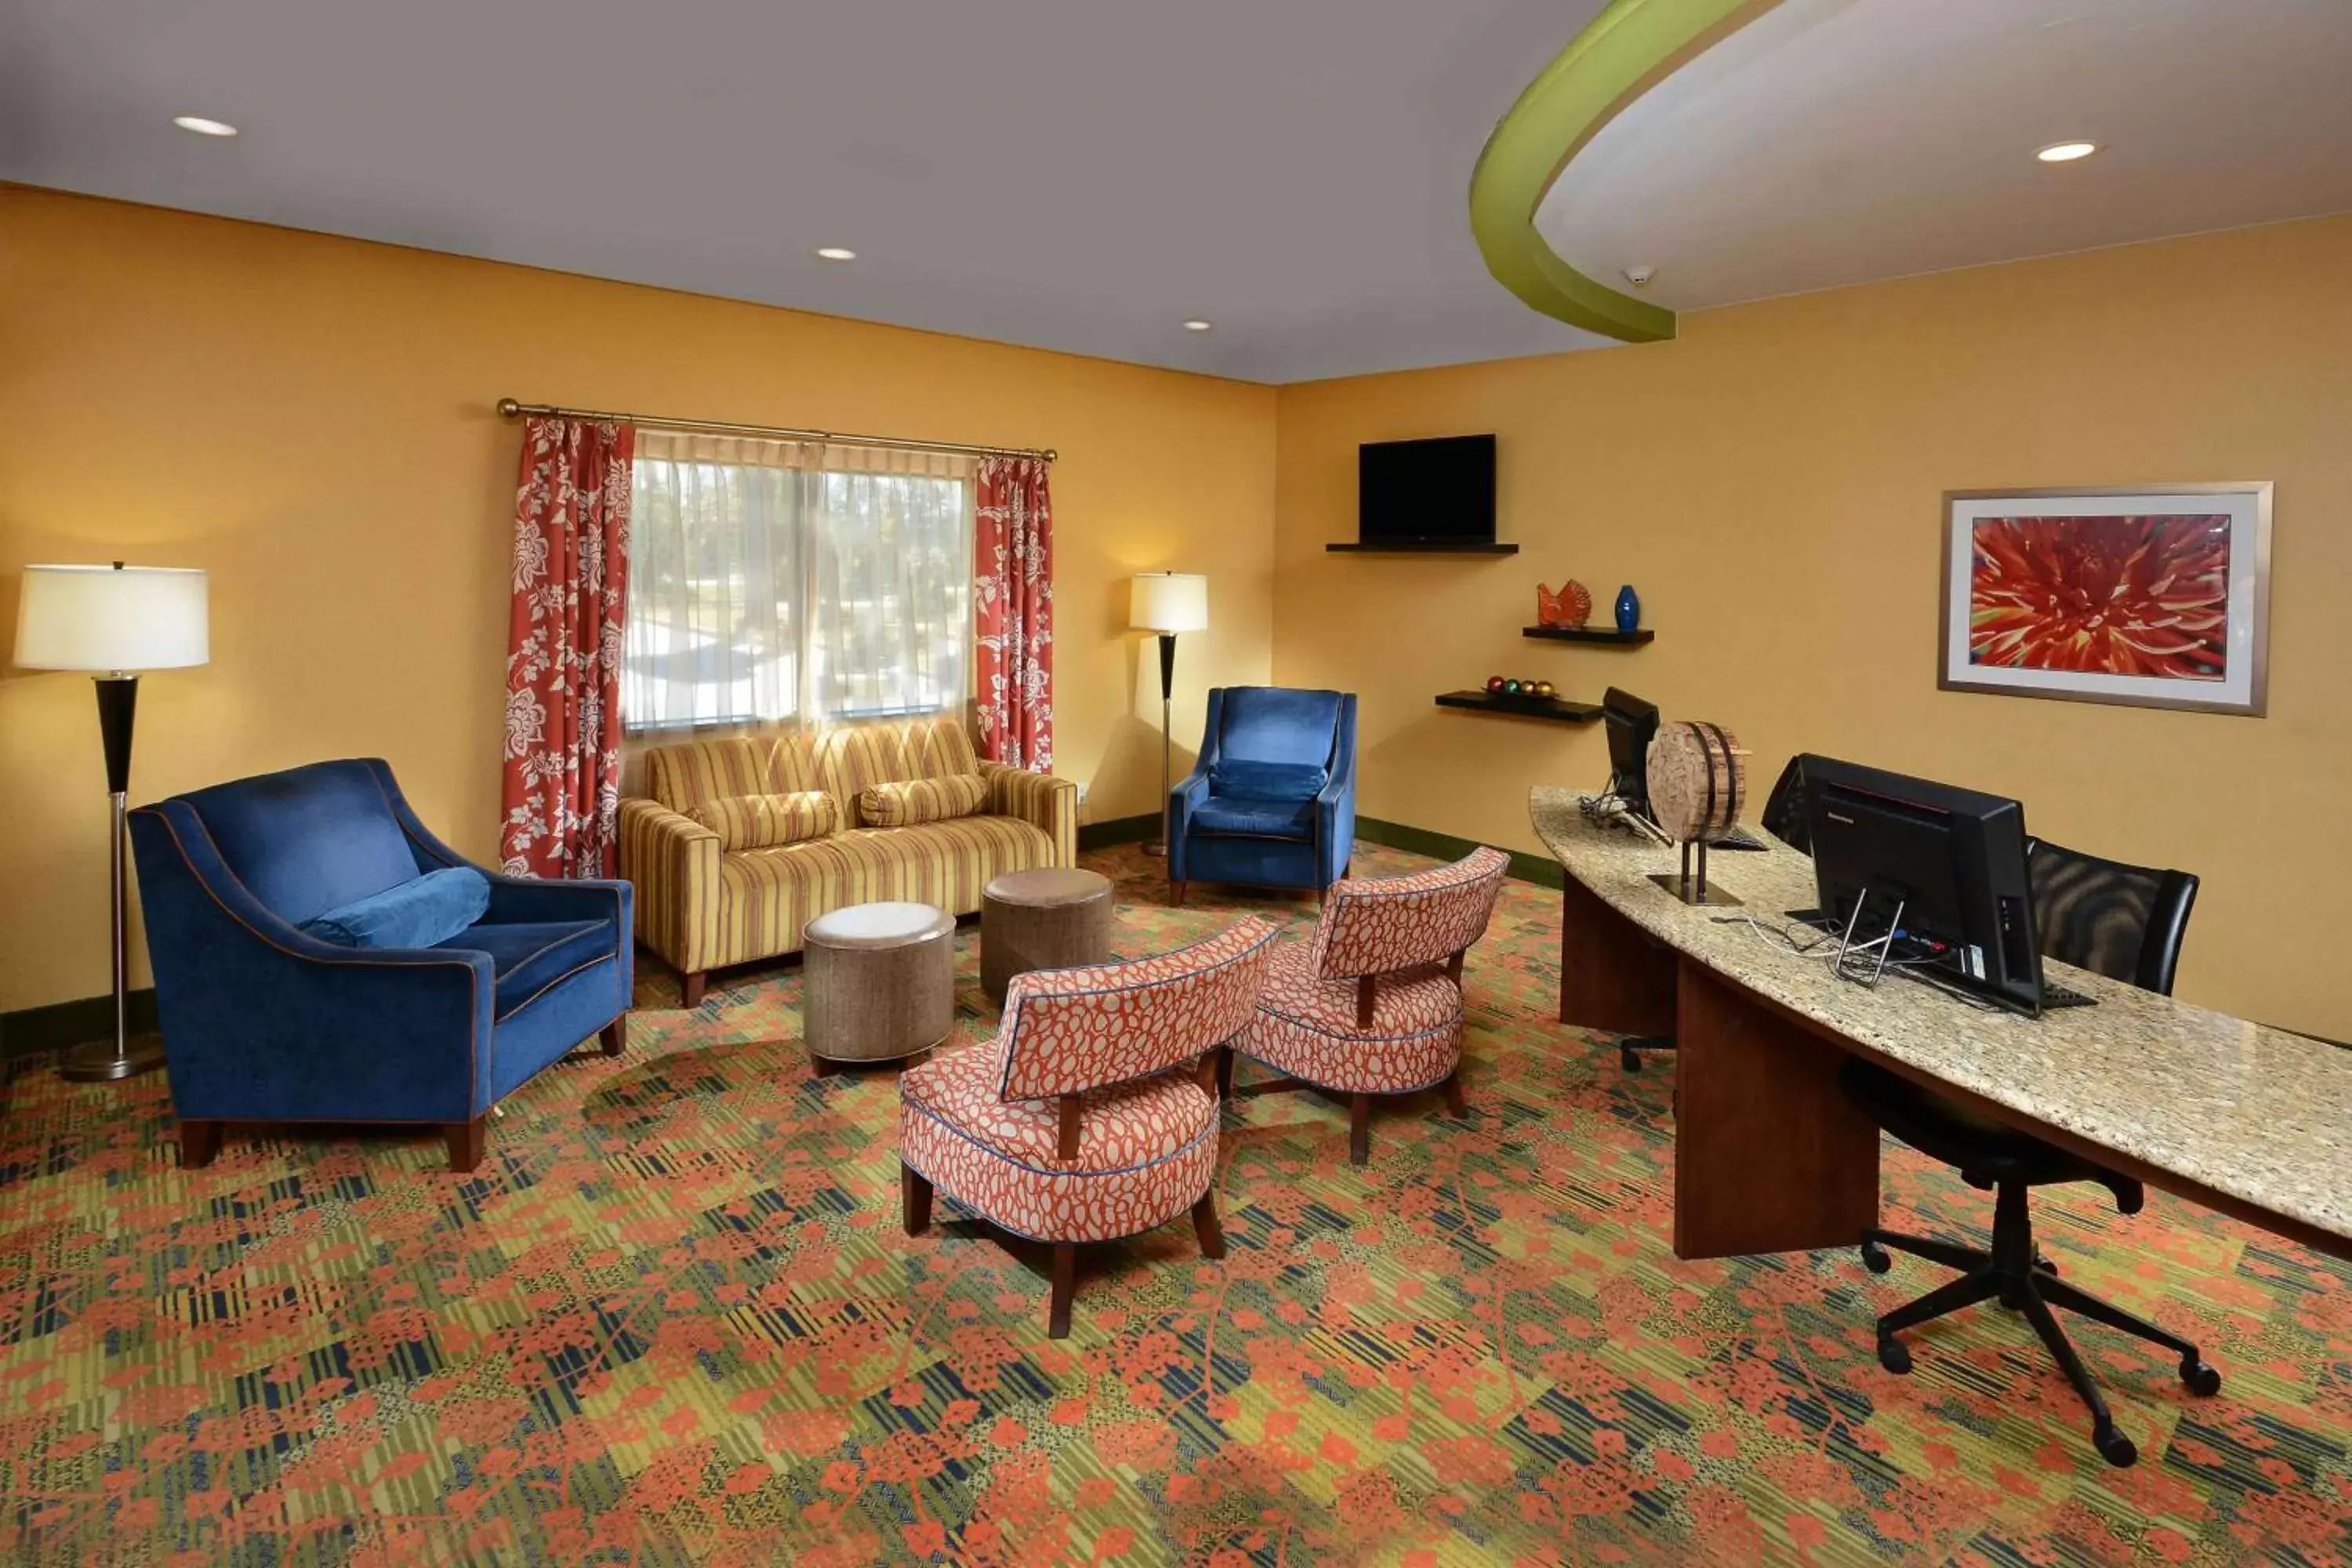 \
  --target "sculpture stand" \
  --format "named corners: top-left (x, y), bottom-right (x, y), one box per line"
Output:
top-left (1649, 838), bottom-right (1742, 908)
